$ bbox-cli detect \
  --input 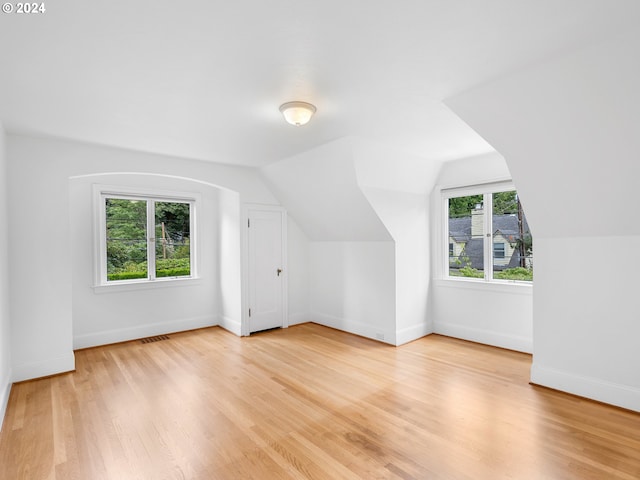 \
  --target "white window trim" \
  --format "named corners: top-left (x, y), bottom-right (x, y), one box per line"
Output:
top-left (93, 184), bottom-right (200, 292)
top-left (439, 180), bottom-right (533, 289)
